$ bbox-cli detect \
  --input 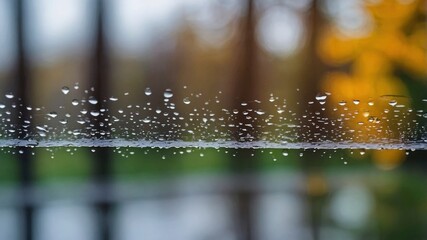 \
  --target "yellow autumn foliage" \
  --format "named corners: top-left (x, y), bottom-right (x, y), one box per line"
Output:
top-left (318, 0), bottom-right (426, 169)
